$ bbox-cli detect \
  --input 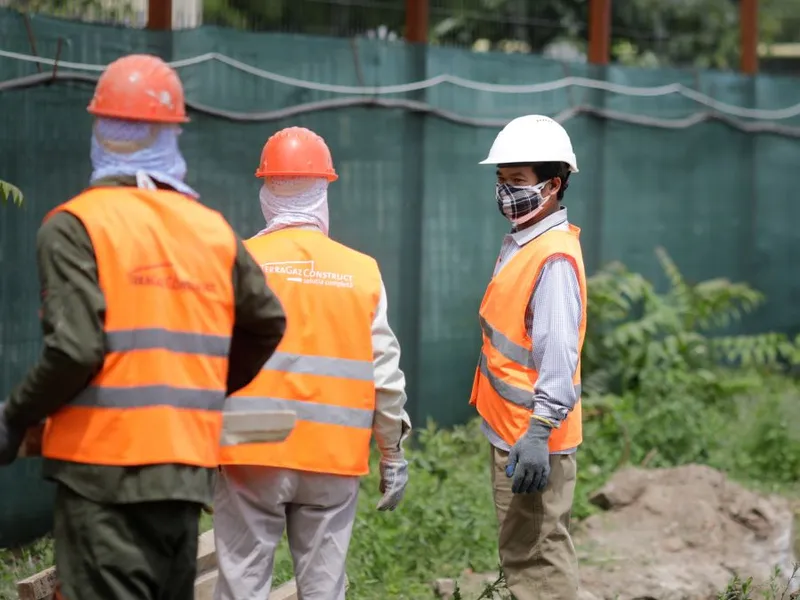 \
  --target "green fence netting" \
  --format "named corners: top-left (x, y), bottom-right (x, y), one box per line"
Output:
top-left (1, 8), bottom-right (799, 546)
